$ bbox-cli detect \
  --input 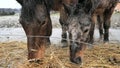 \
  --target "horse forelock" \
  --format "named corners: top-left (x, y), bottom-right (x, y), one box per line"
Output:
top-left (21, 0), bottom-right (46, 22)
